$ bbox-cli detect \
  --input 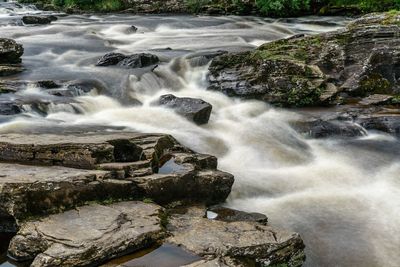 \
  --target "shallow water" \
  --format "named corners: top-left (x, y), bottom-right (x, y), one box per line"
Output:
top-left (0, 1), bottom-right (399, 267)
